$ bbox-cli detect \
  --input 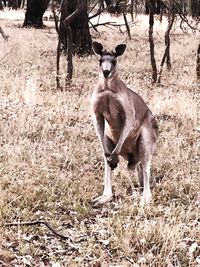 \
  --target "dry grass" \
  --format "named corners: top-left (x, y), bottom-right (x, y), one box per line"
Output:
top-left (0, 11), bottom-right (199, 266)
